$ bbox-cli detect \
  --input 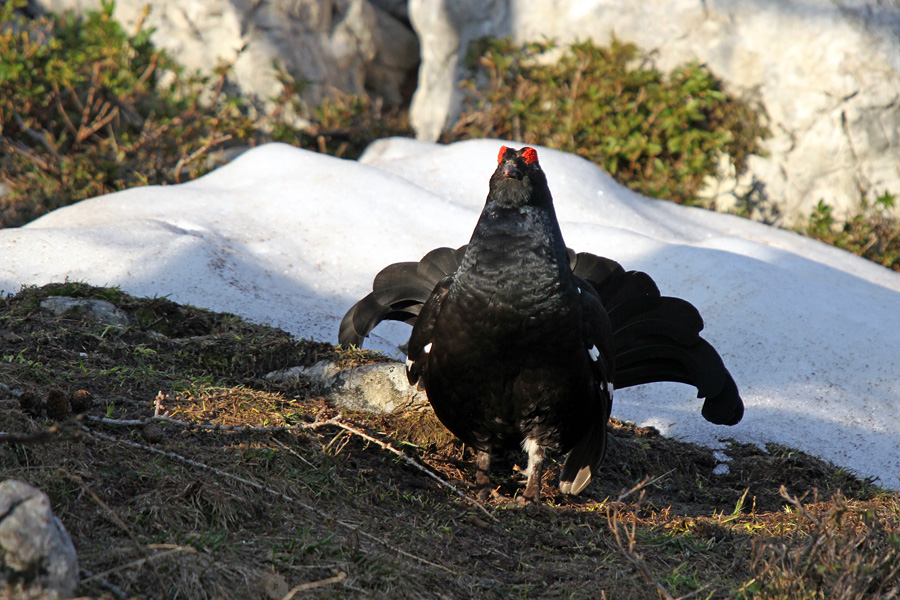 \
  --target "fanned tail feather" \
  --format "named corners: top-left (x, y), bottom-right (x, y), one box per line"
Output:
top-left (338, 247), bottom-right (463, 348)
top-left (571, 252), bottom-right (743, 425)
top-left (559, 417), bottom-right (608, 494)
top-left (339, 247), bottom-right (743, 425)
